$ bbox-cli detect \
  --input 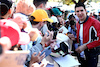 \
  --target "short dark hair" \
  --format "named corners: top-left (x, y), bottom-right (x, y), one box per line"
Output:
top-left (75, 2), bottom-right (85, 9)
top-left (70, 20), bottom-right (75, 26)
top-left (33, 0), bottom-right (48, 7)
top-left (29, 16), bottom-right (39, 25)
top-left (0, 0), bottom-right (12, 16)
top-left (68, 14), bottom-right (75, 20)
top-left (48, 9), bottom-right (55, 17)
